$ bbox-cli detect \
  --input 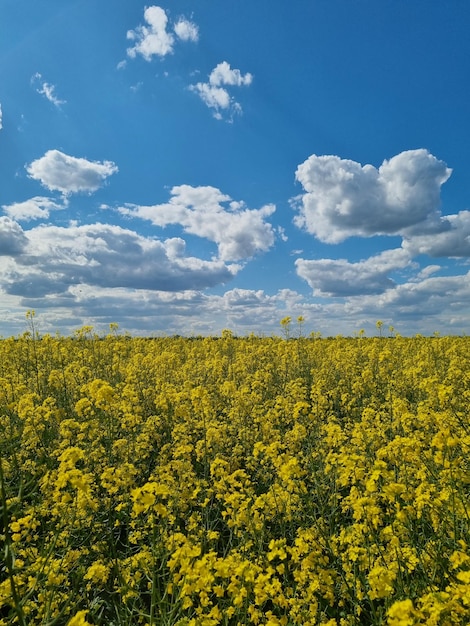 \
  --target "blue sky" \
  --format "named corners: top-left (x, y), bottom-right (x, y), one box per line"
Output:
top-left (1, 0), bottom-right (470, 337)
